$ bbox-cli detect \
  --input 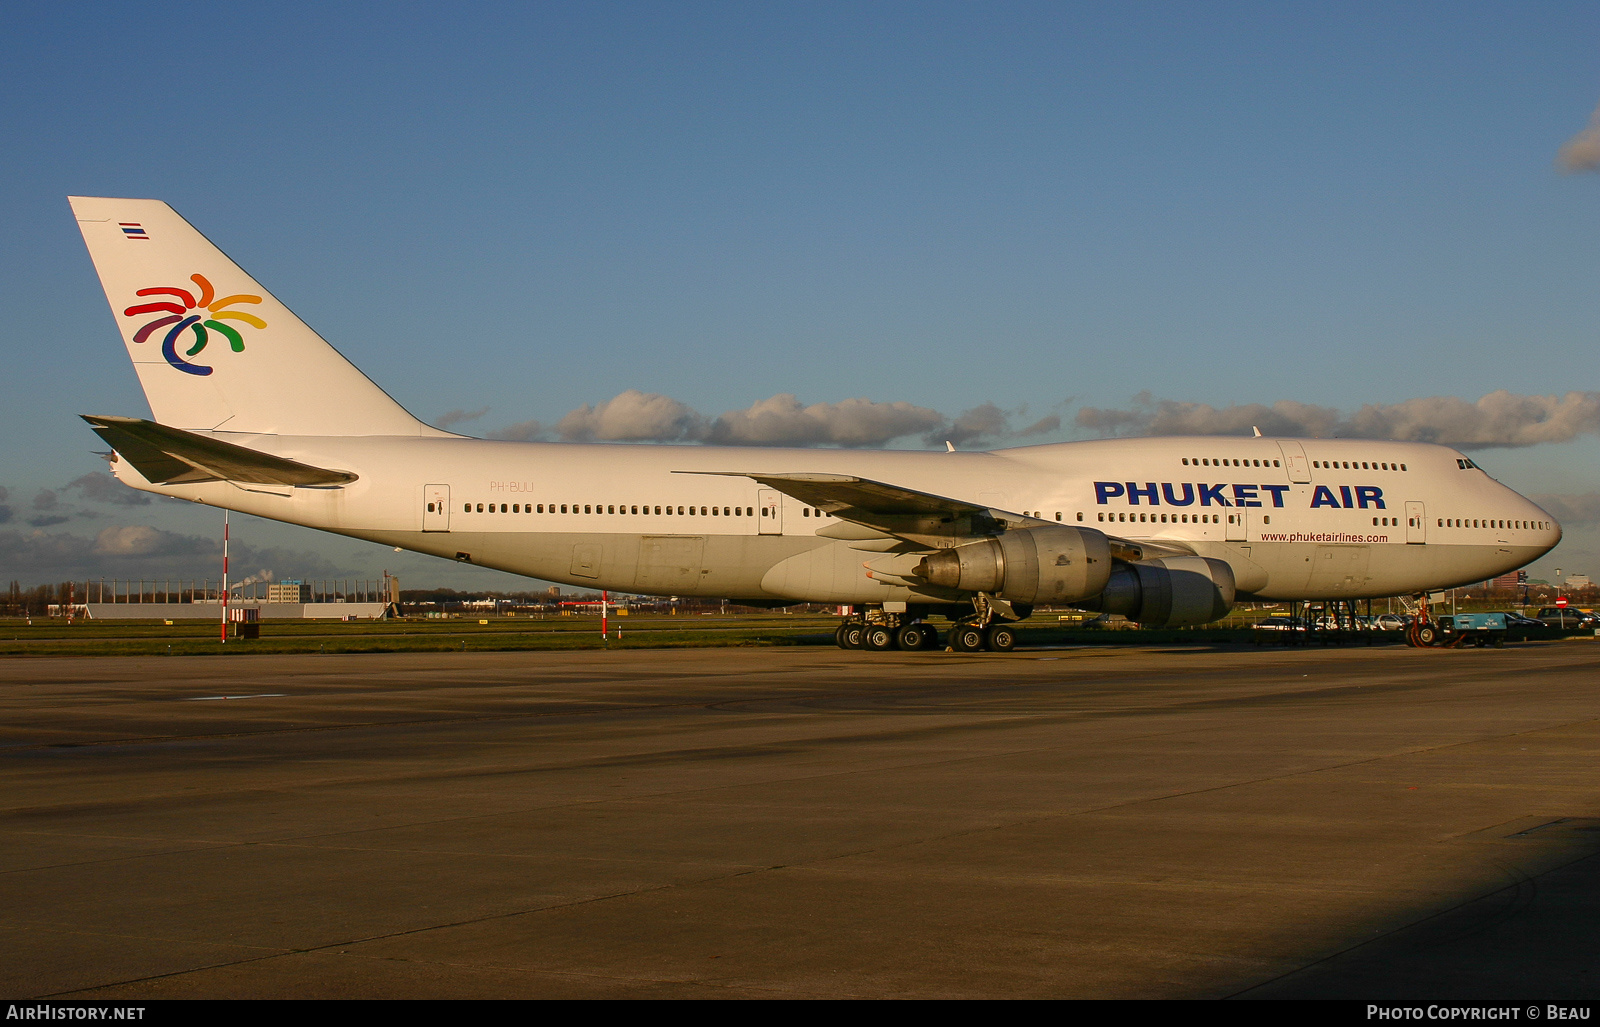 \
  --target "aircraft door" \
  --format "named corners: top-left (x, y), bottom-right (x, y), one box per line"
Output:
top-left (1226, 509), bottom-right (1247, 541)
top-left (423, 484), bottom-right (450, 532)
top-left (757, 488), bottom-right (783, 535)
top-left (1277, 441), bottom-right (1312, 483)
top-left (1406, 501), bottom-right (1426, 544)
